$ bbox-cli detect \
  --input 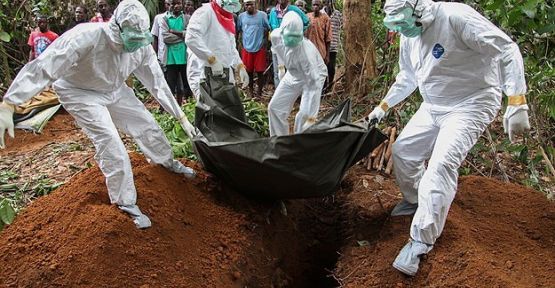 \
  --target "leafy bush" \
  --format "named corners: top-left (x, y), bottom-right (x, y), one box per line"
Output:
top-left (152, 98), bottom-right (269, 159)
top-left (243, 98), bottom-right (270, 137)
top-left (0, 198), bottom-right (16, 231)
